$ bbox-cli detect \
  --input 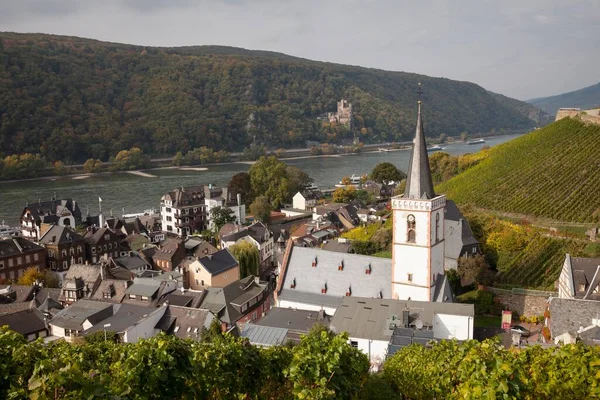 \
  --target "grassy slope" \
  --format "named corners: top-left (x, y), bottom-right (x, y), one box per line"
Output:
top-left (437, 118), bottom-right (600, 223)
